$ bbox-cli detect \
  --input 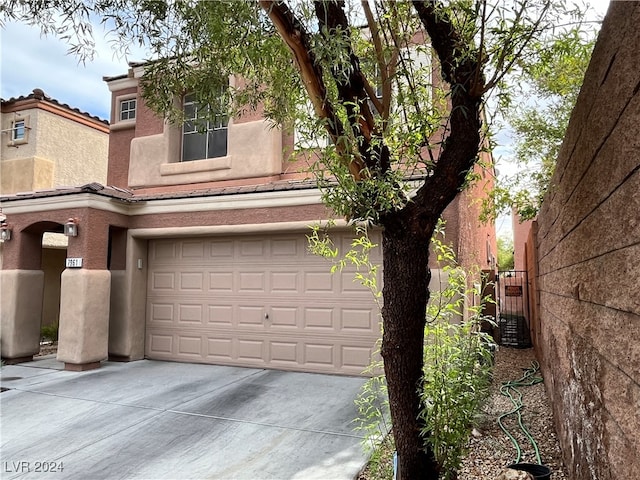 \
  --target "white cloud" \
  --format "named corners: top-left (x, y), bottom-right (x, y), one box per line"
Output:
top-left (1, 21), bottom-right (145, 120)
